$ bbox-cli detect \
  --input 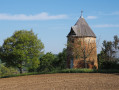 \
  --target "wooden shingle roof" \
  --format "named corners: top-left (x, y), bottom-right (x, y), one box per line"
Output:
top-left (67, 17), bottom-right (96, 38)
